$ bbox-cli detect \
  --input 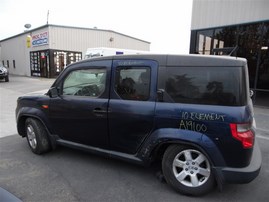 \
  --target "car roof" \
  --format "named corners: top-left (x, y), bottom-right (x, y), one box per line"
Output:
top-left (80, 54), bottom-right (247, 67)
